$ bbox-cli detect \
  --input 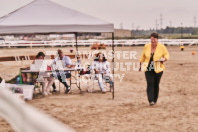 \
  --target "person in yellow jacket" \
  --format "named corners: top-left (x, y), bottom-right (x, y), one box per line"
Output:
top-left (139, 32), bottom-right (169, 106)
top-left (180, 45), bottom-right (184, 51)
